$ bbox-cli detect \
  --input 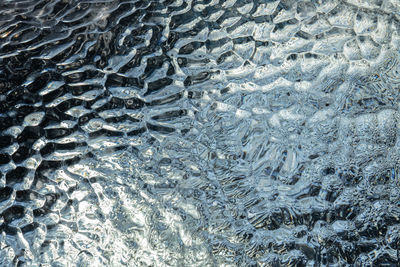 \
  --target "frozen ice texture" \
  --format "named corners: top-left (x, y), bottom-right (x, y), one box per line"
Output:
top-left (0, 0), bottom-right (400, 266)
